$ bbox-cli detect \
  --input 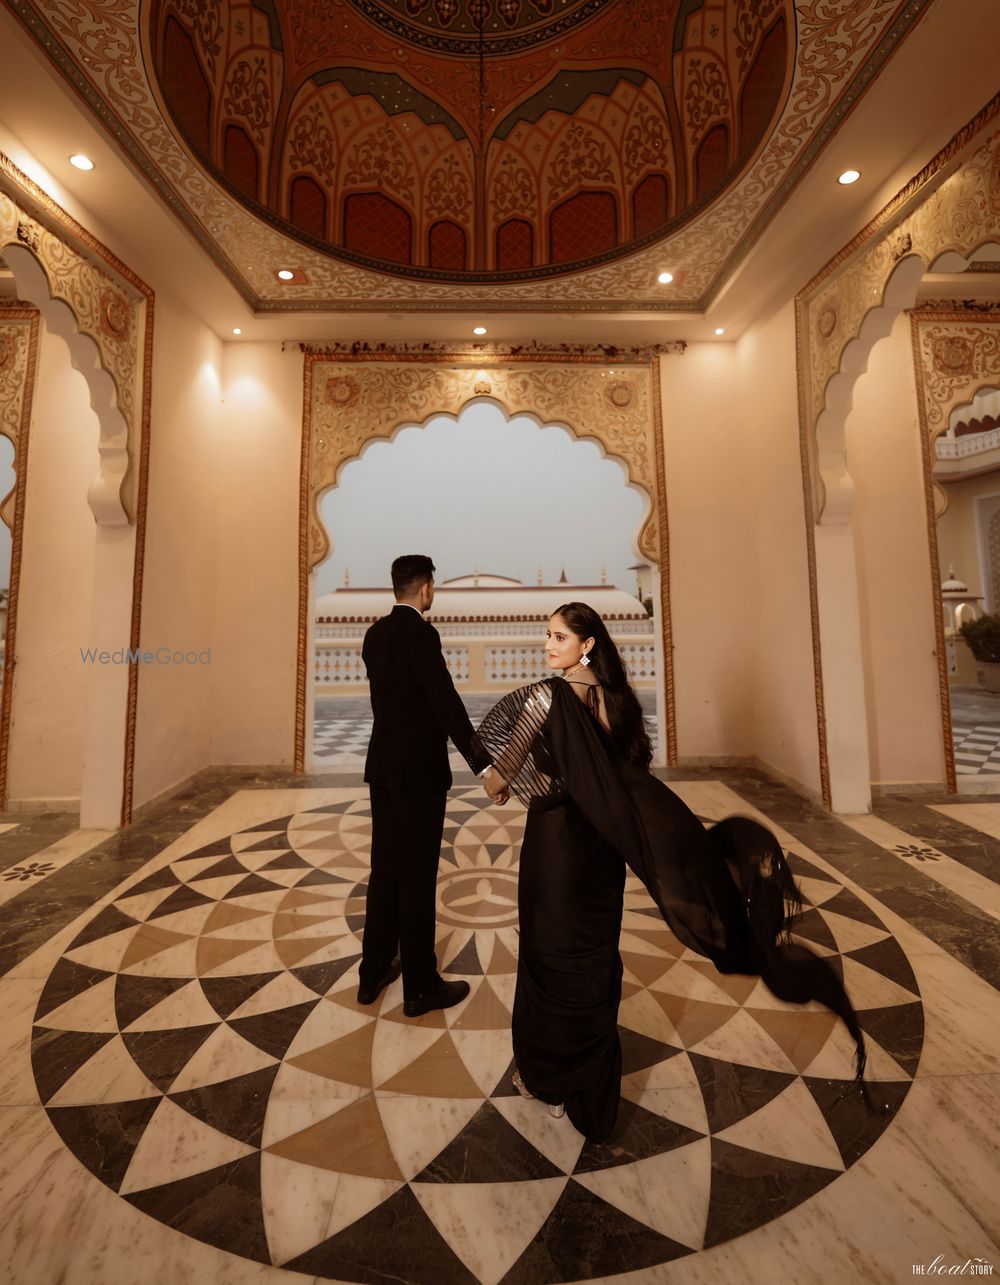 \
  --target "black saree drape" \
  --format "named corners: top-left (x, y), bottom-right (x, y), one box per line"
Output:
top-left (473, 677), bottom-right (868, 1140)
